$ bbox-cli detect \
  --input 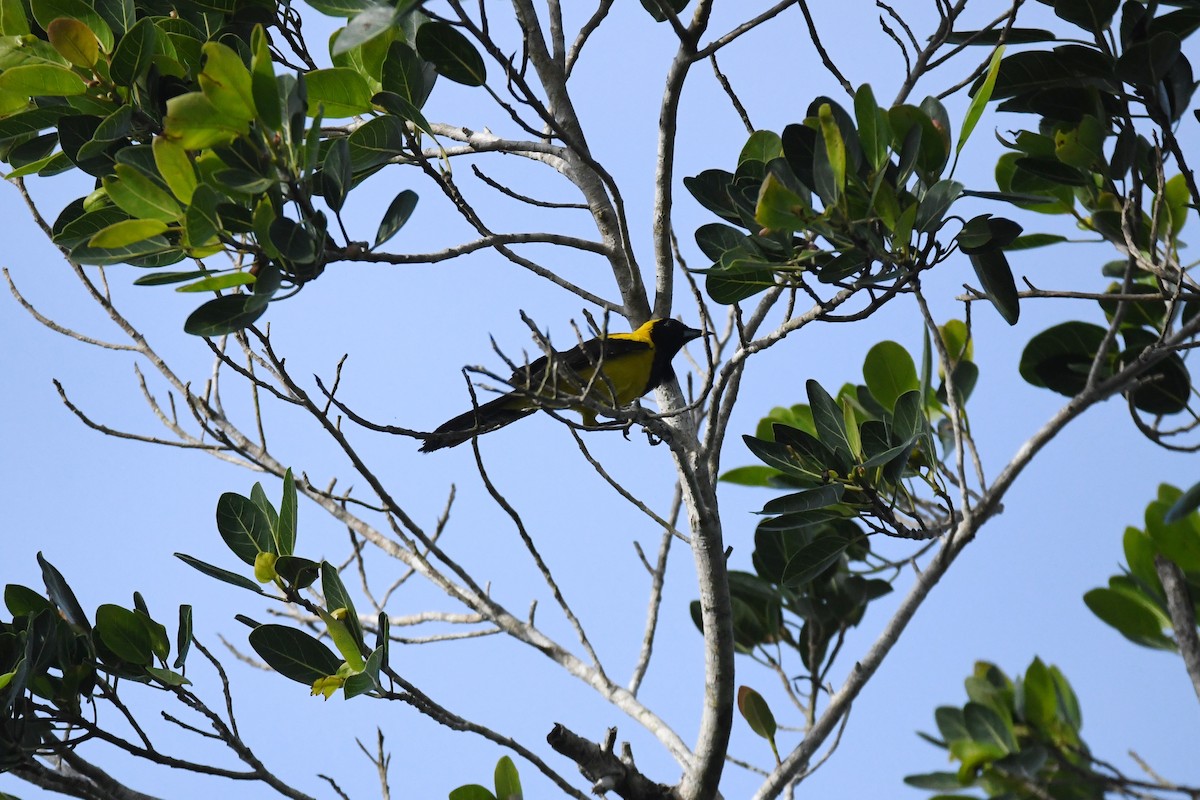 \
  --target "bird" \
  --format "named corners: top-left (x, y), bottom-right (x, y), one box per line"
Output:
top-left (419, 318), bottom-right (705, 452)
